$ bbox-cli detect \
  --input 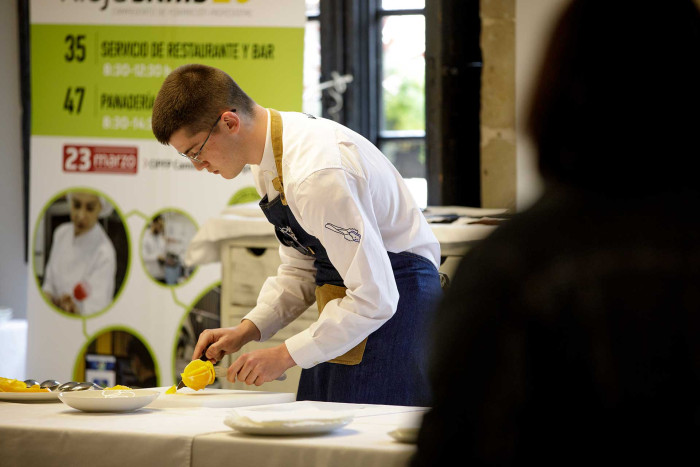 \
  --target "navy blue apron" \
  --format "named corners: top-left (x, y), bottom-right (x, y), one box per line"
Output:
top-left (259, 109), bottom-right (442, 406)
